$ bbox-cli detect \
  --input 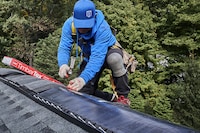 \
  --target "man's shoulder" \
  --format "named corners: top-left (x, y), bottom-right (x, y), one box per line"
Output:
top-left (63, 16), bottom-right (73, 27)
